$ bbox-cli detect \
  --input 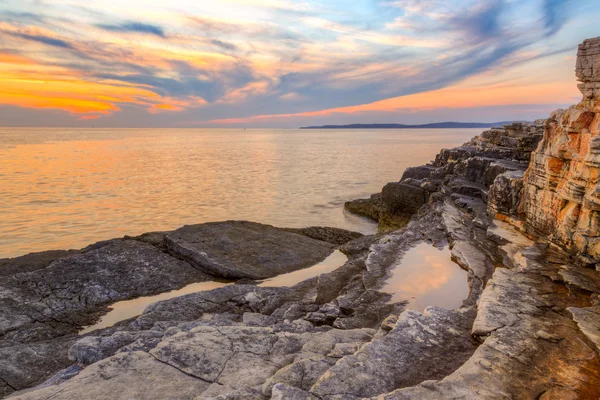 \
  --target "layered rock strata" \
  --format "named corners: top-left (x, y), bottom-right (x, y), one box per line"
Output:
top-left (518, 38), bottom-right (600, 263)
